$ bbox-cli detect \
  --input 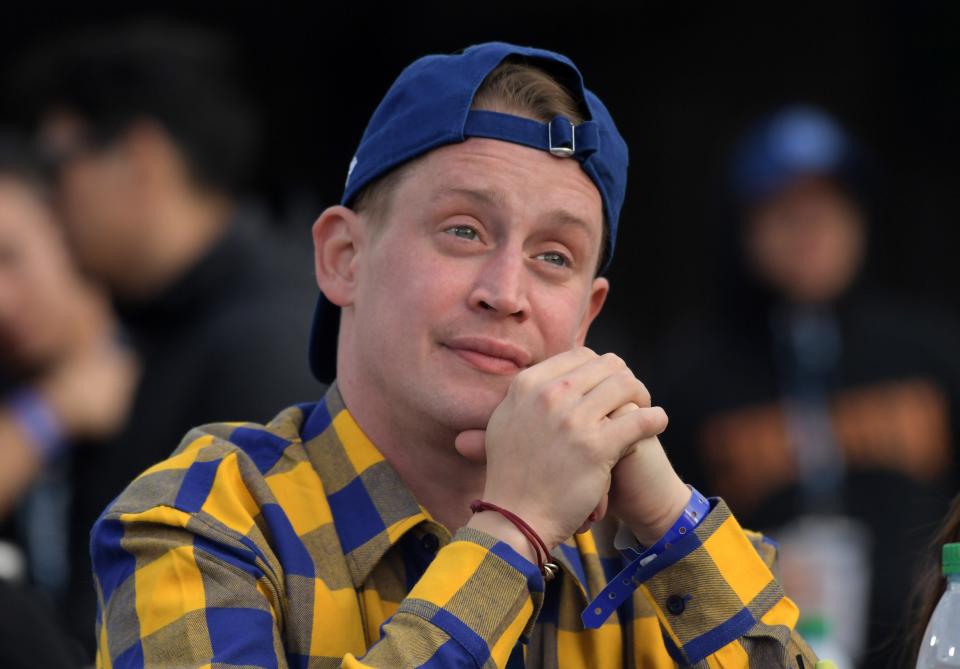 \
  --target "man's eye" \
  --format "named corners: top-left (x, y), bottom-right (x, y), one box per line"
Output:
top-left (446, 225), bottom-right (479, 240)
top-left (537, 251), bottom-right (570, 267)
